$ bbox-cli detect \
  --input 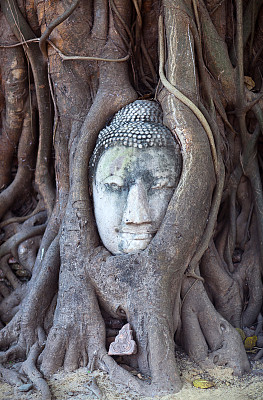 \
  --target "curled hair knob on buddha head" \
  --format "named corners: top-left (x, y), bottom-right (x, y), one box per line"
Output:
top-left (89, 100), bottom-right (180, 178)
